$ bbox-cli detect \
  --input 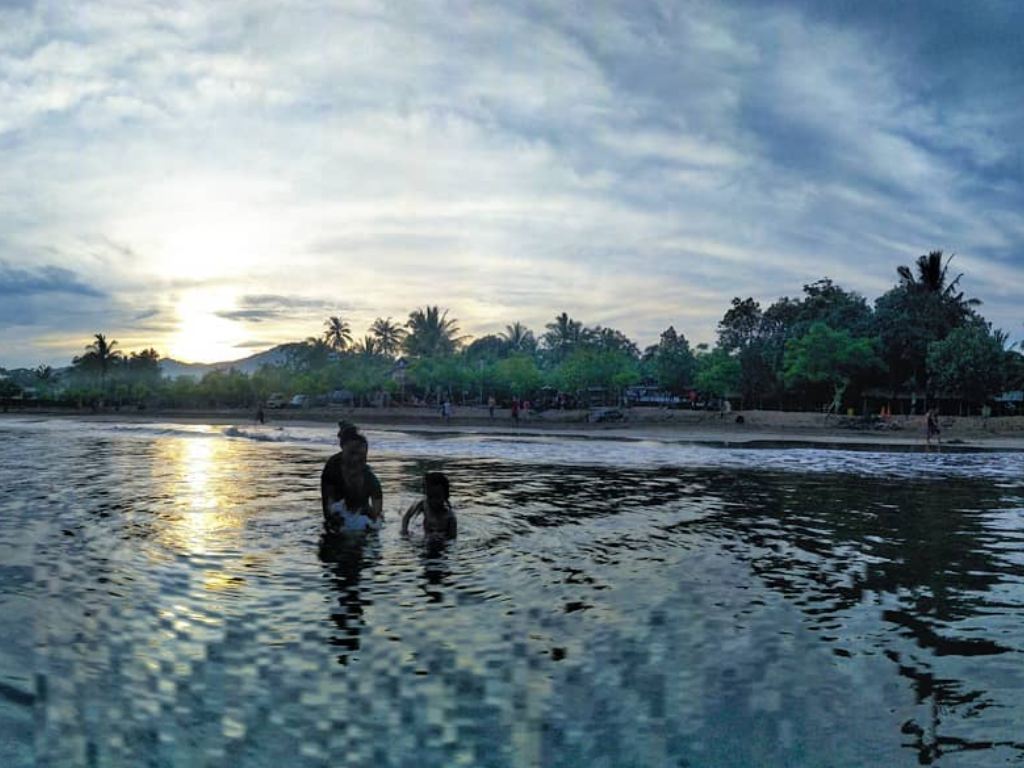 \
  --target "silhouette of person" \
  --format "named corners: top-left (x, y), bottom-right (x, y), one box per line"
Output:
top-left (401, 472), bottom-right (457, 538)
top-left (925, 408), bottom-right (942, 452)
top-left (321, 423), bottom-right (383, 531)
